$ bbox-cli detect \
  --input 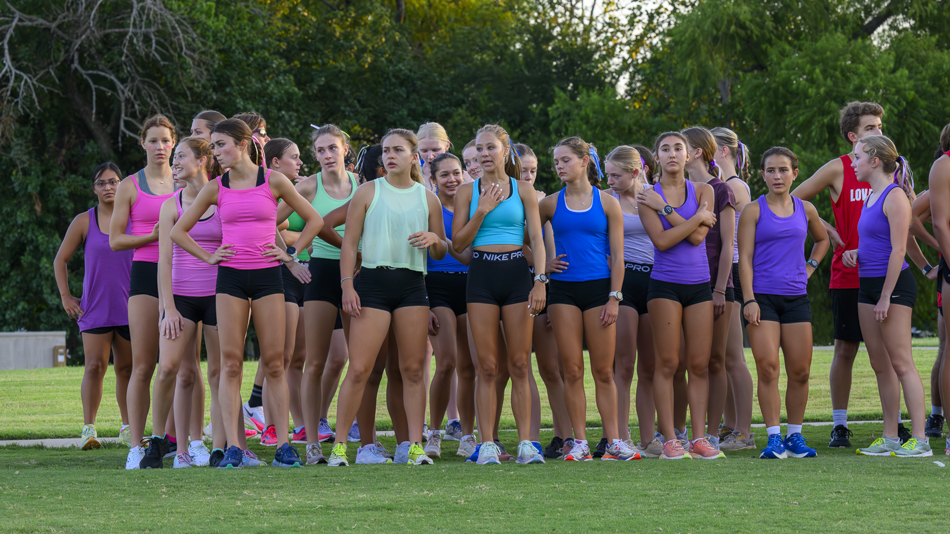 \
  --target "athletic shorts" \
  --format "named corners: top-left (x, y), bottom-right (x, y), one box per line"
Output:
top-left (281, 263), bottom-right (307, 306)
top-left (831, 288), bottom-right (863, 343)
top-left (621, 263), bottom-right (651, 315)
top-left (358, 267), bottom-right (428, 312)
top-left (334, 311), bottom-right (343, 330)
top-left (82, 325), bottom-right (131, 341)
top-left (216, 266), bottom-right (283, 300)
top-left (712, 283), bottom-right (735, 303)
top-left (466, 250), bottom-right (532, 307)
top-left (747, 293), bottom-right (811, 325)
top-left (858, 268), bottom-right (917, 309)
top-left (173, 295), bottom-right (217, 326)
top-left (732, 263), bottom-right (744, 304)
top-left (304, 258), bottom-right (344, 307)
top-left (549, 278), bottom-right (610, 311)
top-left (426, 271), bottom-right (468, 316)
top-left (940, 256), bottom-right (950, 287)
top-left (129, 261), bottom-right (159, 298)
top-left (647, 278), bottom-right (712, 307)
